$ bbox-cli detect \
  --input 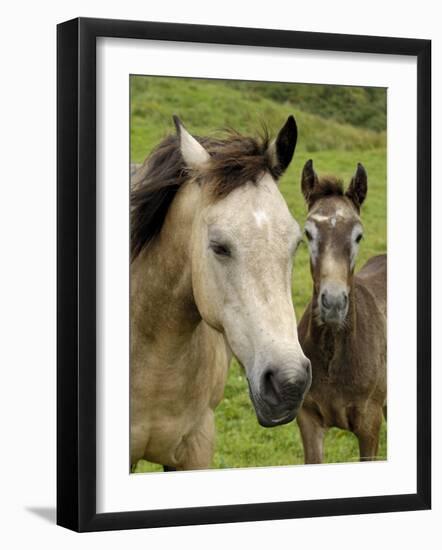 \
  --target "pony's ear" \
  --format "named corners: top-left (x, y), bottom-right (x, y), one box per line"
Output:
top-left (268, 115), bottom-right (298, 176)
top-left (301, 159), bottom-right (319, 204)
top-left (346, 163), bottom-right (367, 210)
top-left (173, 115), bottom-right (210, 169)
